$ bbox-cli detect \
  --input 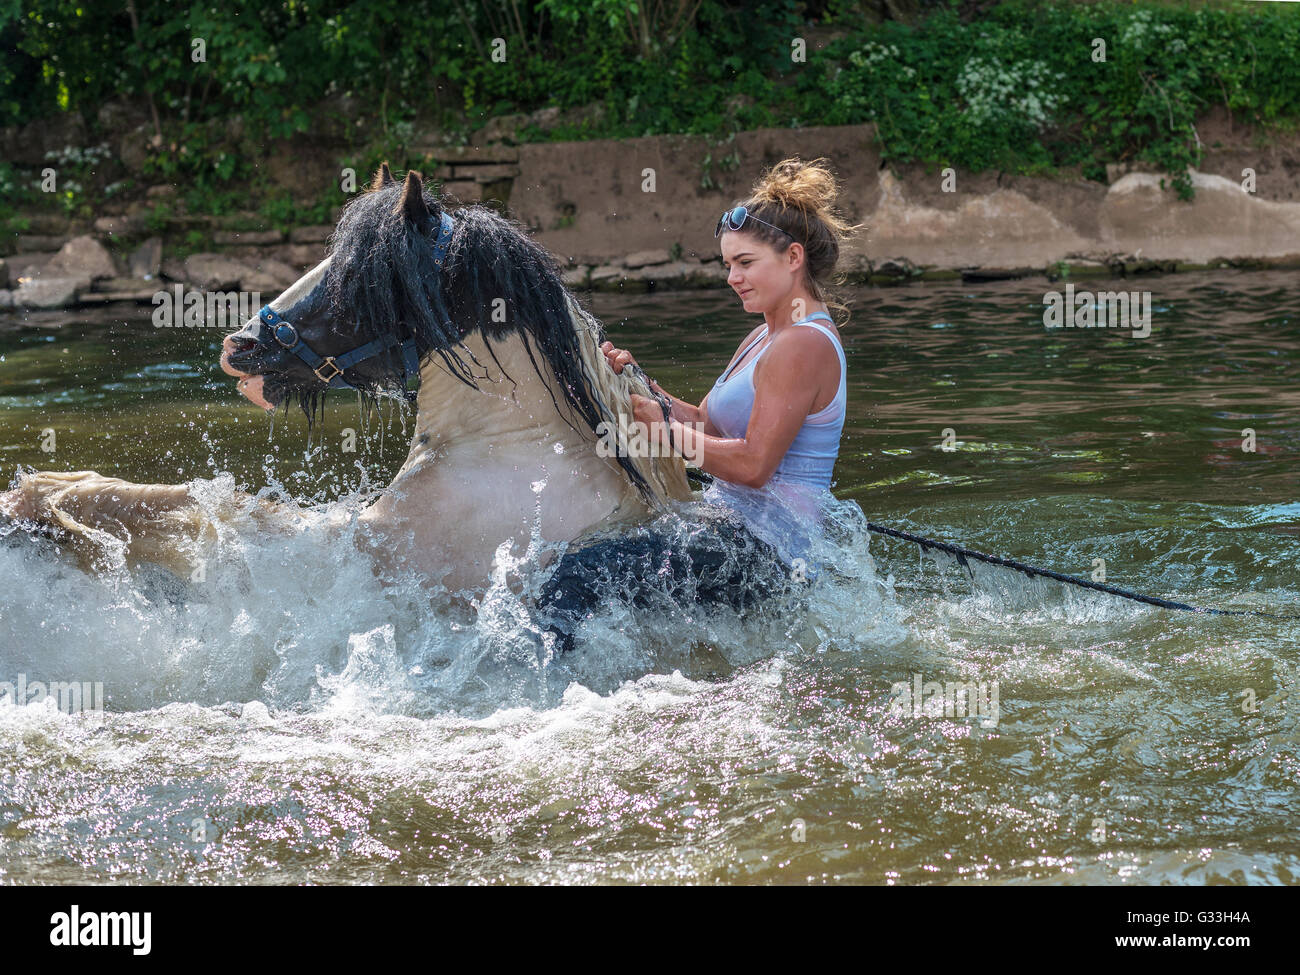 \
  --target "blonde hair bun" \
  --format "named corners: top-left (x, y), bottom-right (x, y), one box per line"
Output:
top-left (752, 156), bottom-right (839, 215)
top-left (738, 156), bottom-right (862, 326)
